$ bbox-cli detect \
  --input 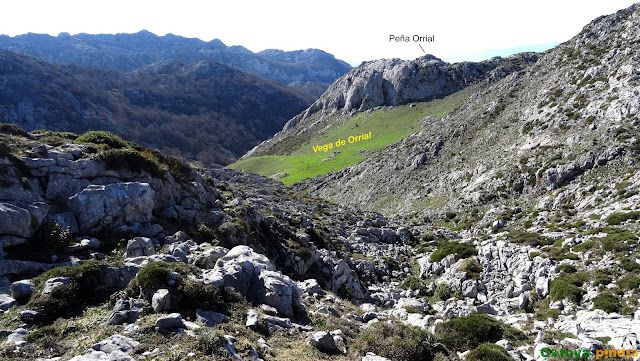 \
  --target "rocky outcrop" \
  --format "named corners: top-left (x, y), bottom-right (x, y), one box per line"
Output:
top-left (69, 334), bottom-right (139, 361)
top-left (203, 246), bottom-right (303, 317)
top-left (68, 182), bottom-right (154, 234)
